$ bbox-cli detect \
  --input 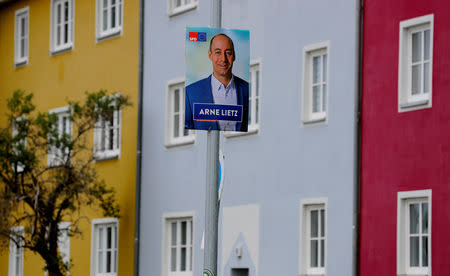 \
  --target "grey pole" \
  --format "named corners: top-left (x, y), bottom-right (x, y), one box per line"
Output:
top-left (203, 2), bottom-right (221, 276)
